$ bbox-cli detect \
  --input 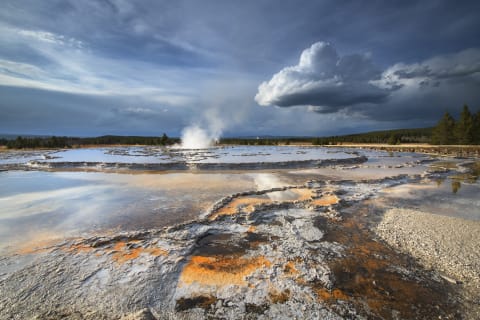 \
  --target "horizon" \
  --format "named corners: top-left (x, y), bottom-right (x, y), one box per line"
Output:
top-left (1, 126), bottom-right (436, 140)
top-left (1, 1), bottom-right (480, 138)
